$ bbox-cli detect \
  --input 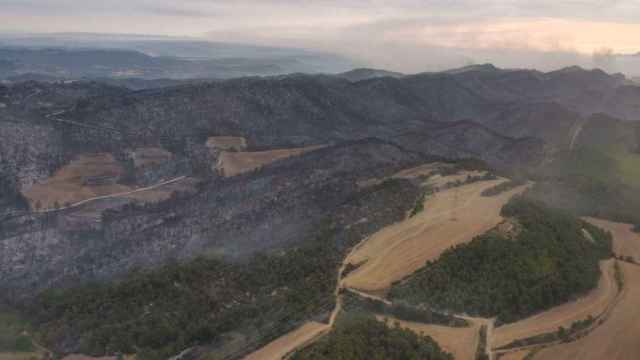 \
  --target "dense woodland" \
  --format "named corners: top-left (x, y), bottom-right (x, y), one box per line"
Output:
top-left (291, 313), bottom-right (453, 360)
top-left (390, 196), bottom-right (613, 324)
top-left (26, 223), bottom-right (341, 359)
